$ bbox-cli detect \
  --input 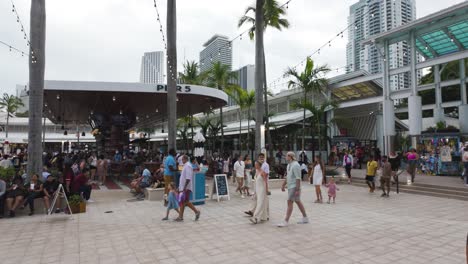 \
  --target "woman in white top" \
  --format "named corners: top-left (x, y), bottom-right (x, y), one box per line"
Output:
top-left (309, 156), bottom-right (325, 203)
